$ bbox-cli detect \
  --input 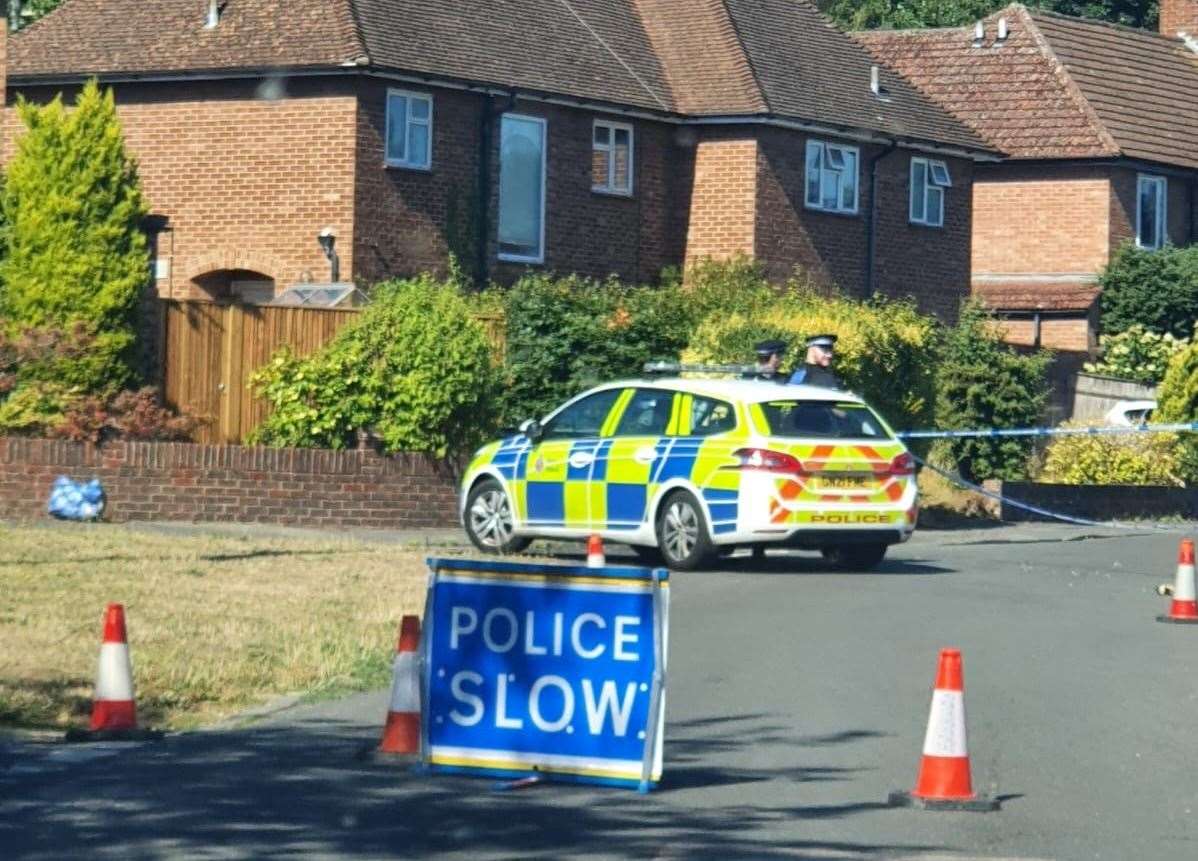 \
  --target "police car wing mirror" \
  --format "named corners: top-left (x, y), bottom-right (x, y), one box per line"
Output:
top-left (519, 419), bottom-right (543, 442)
